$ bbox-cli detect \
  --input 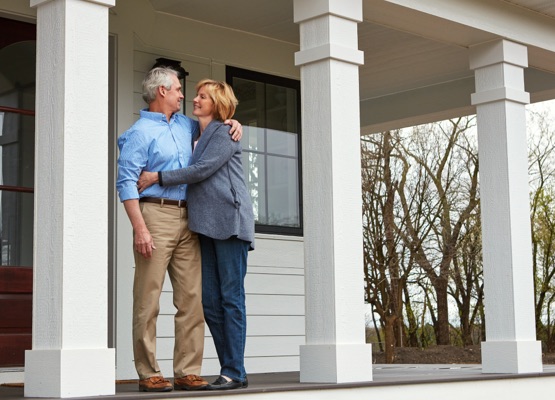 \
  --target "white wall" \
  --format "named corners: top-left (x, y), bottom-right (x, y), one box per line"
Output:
top-left (111, 0), bottom-right (305, 380)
